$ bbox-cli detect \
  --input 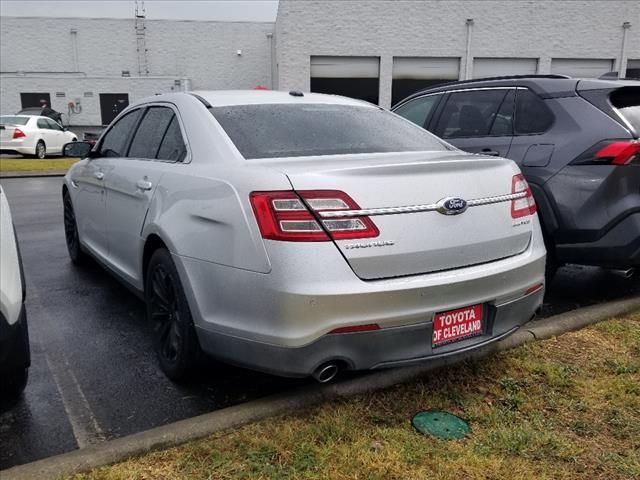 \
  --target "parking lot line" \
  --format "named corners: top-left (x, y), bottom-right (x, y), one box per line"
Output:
top-left (29, 281), bottom-right (106, 449)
